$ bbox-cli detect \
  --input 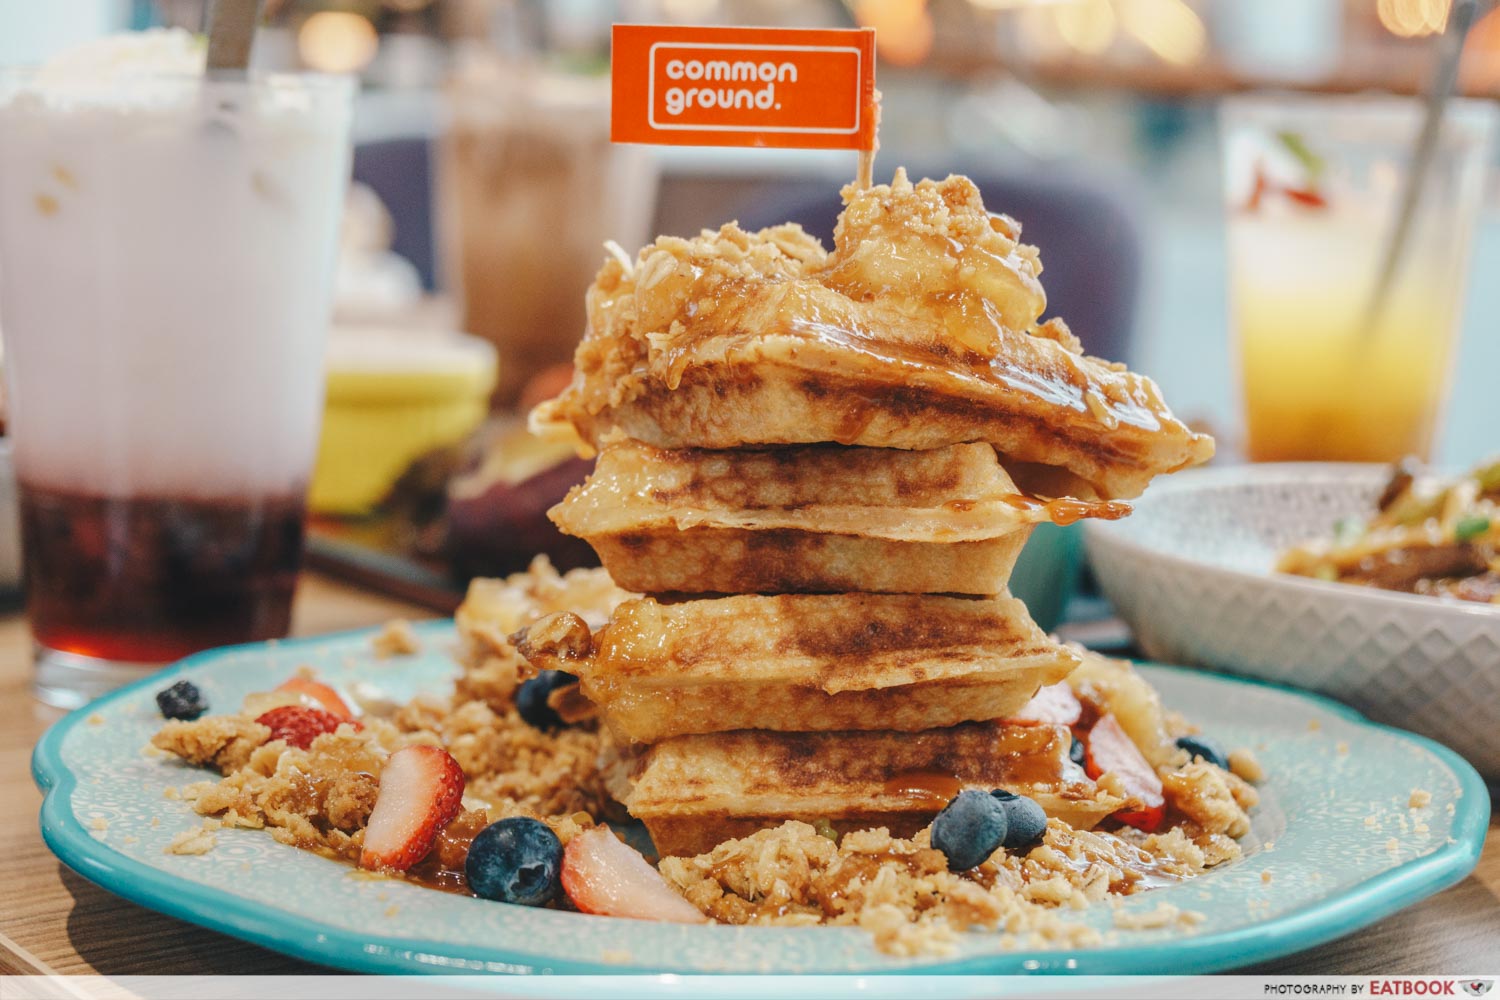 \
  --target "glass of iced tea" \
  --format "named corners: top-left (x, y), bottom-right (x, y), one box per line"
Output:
top-left (1221, 95), bottom-right (1494, 463)
top-left (0, 38), bottom-right (354, 706)
top-left (438, 61), bottom-right (657, 407)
